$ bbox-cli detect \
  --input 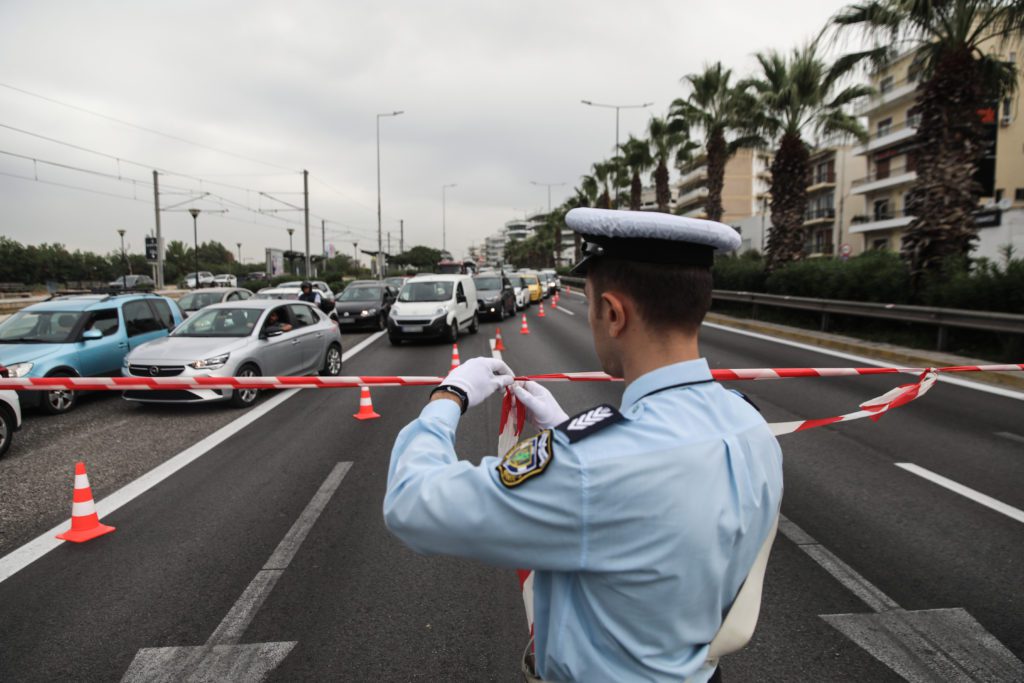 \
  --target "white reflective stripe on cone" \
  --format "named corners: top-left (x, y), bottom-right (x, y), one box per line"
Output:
top-left (71, 500), bottom-right (96, 517)
top-left (74, 474), bottom-right (90, 489)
